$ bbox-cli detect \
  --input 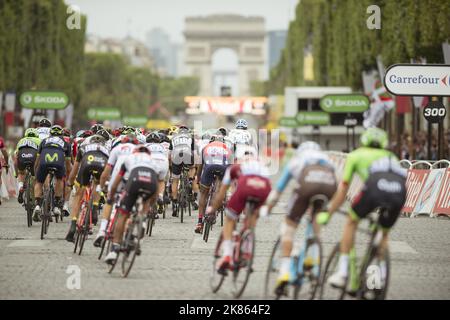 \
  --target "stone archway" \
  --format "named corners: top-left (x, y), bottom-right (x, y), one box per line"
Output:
top-left (184, 14), bottom-right (265, 96)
